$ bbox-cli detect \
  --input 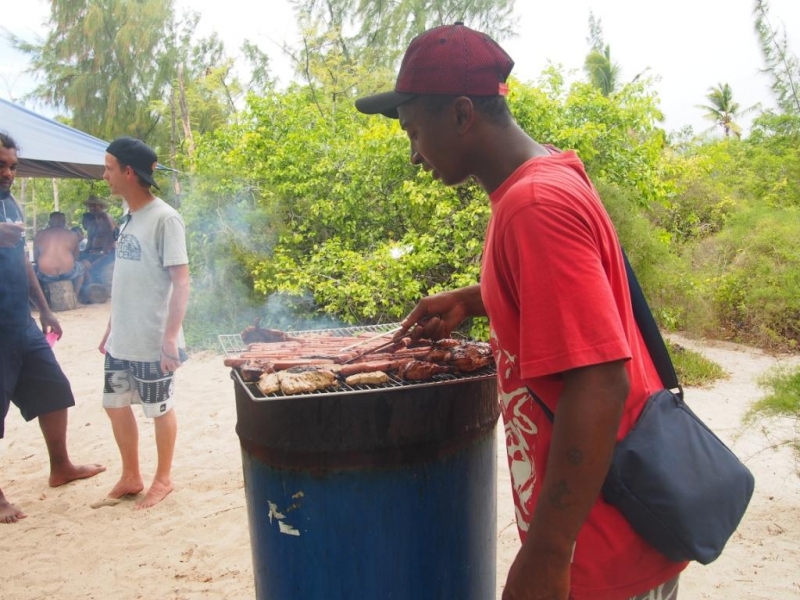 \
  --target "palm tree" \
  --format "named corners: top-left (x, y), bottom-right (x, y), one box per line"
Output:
top-left (583, 12), bottom-right (621, 97)
top-left (697, 83), bottom-right (759, 139)
top-left (584, 45), bottom-right (621, 97)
